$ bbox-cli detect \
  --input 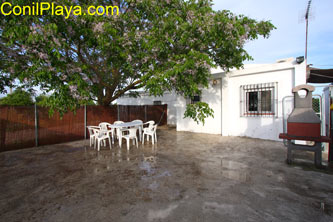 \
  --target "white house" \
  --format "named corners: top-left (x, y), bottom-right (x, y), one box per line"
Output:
top-left (117, 57), bottom-right (307, 141)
